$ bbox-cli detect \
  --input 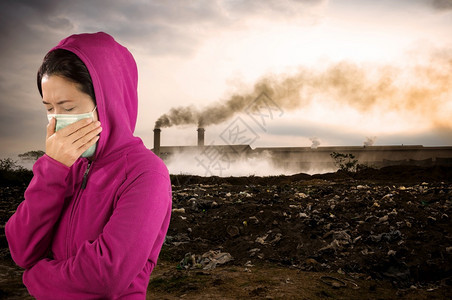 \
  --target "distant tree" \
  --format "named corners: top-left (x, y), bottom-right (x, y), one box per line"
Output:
top-left (19, 150), bottom-right (45, 162)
